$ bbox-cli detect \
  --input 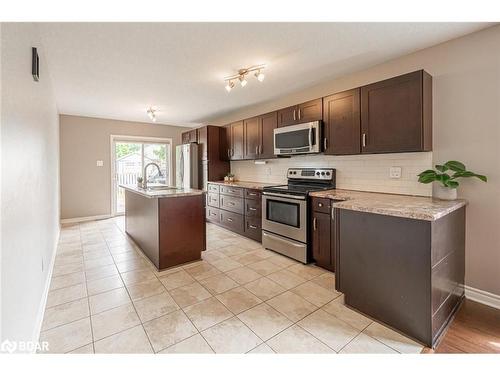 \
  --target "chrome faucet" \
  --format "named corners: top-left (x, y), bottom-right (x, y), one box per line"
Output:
top-left (142, 162), bottom-right (163, 189)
